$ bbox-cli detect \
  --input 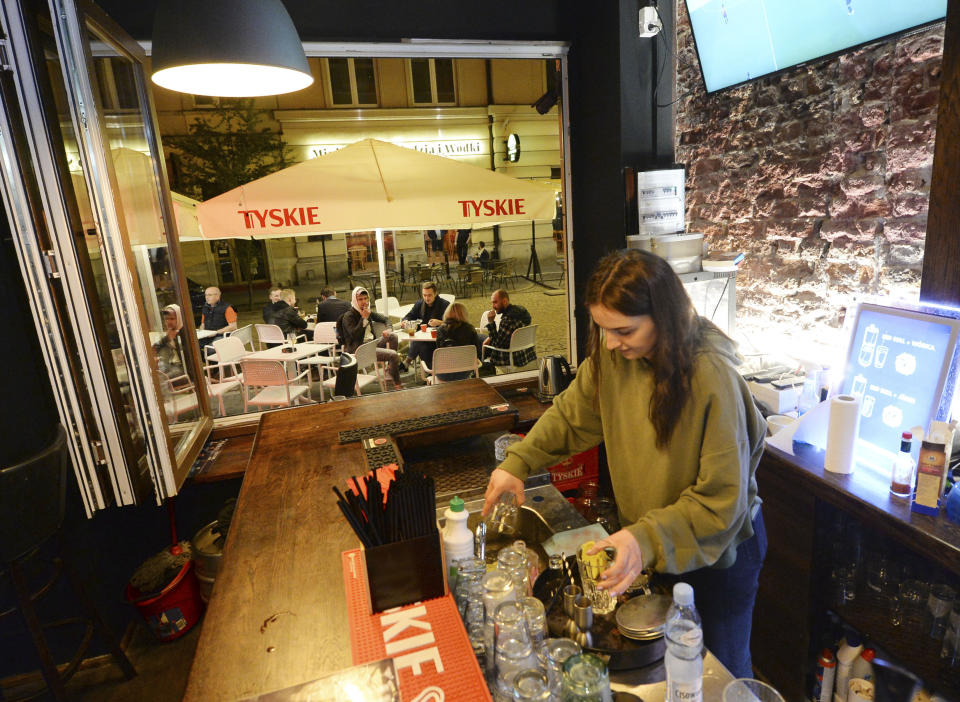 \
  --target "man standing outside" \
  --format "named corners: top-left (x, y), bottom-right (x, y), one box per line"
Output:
top-left (456, 228), bottom-right (472, 265)
top-left (482, 289), bottom-right (533, 367)
top-left (315, 287), bottom-right (351, 323)
top-left (402, 281), bottom-right (450, 368)
top-left (201, 286), bottom-right (237, 347)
